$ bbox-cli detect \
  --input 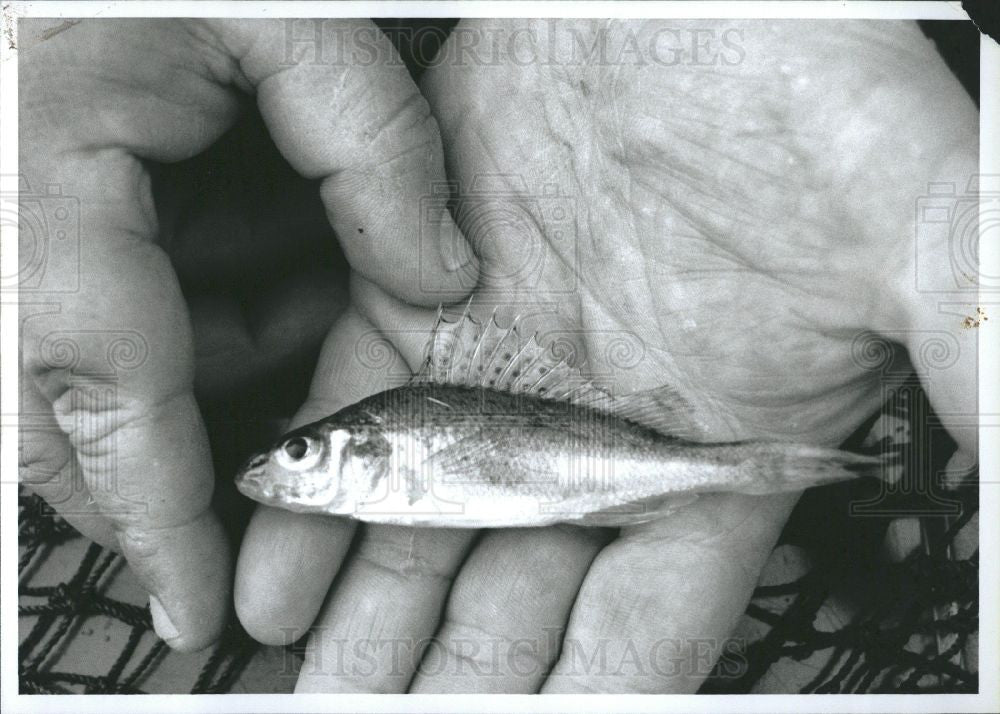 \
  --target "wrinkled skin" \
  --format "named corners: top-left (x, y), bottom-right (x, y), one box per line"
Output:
top-left (236, 21), bottom-right (978, 693)
top-left (18, 17), bottom-right (977, 692)
top-left (18, 18), bottom-right (472, 652)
